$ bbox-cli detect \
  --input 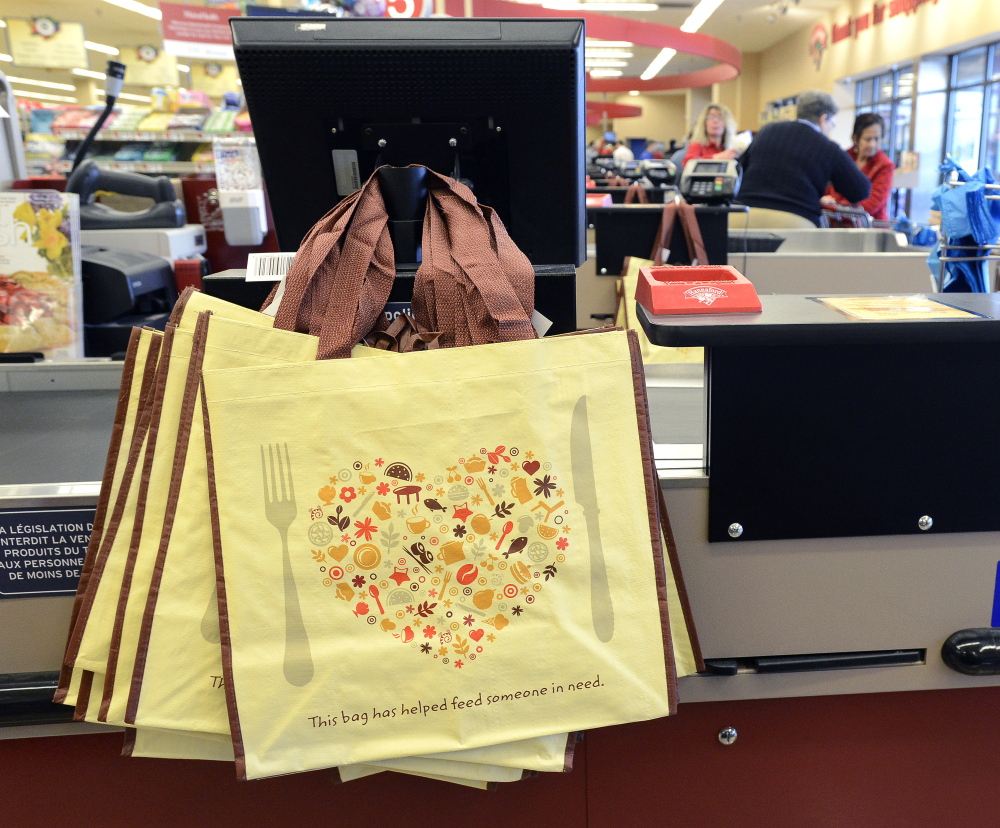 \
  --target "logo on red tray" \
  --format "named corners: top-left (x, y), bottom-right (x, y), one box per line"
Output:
top-left (684, 286), bottom-right (728, 306)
